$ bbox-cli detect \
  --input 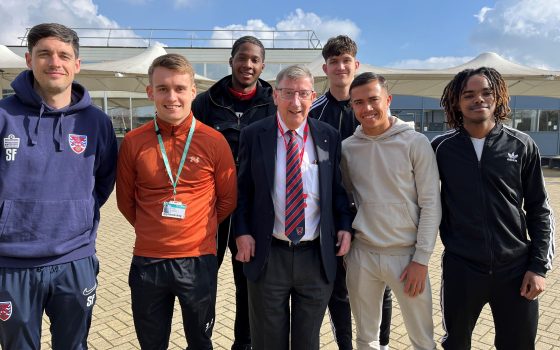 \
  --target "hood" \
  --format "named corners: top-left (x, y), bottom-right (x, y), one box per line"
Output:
top-left (10, 70), bottom-right (93, 151)
top-left (353, 116), bottom-right (414, 141)
top-left (208, 75), bottom-right (273, 108)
